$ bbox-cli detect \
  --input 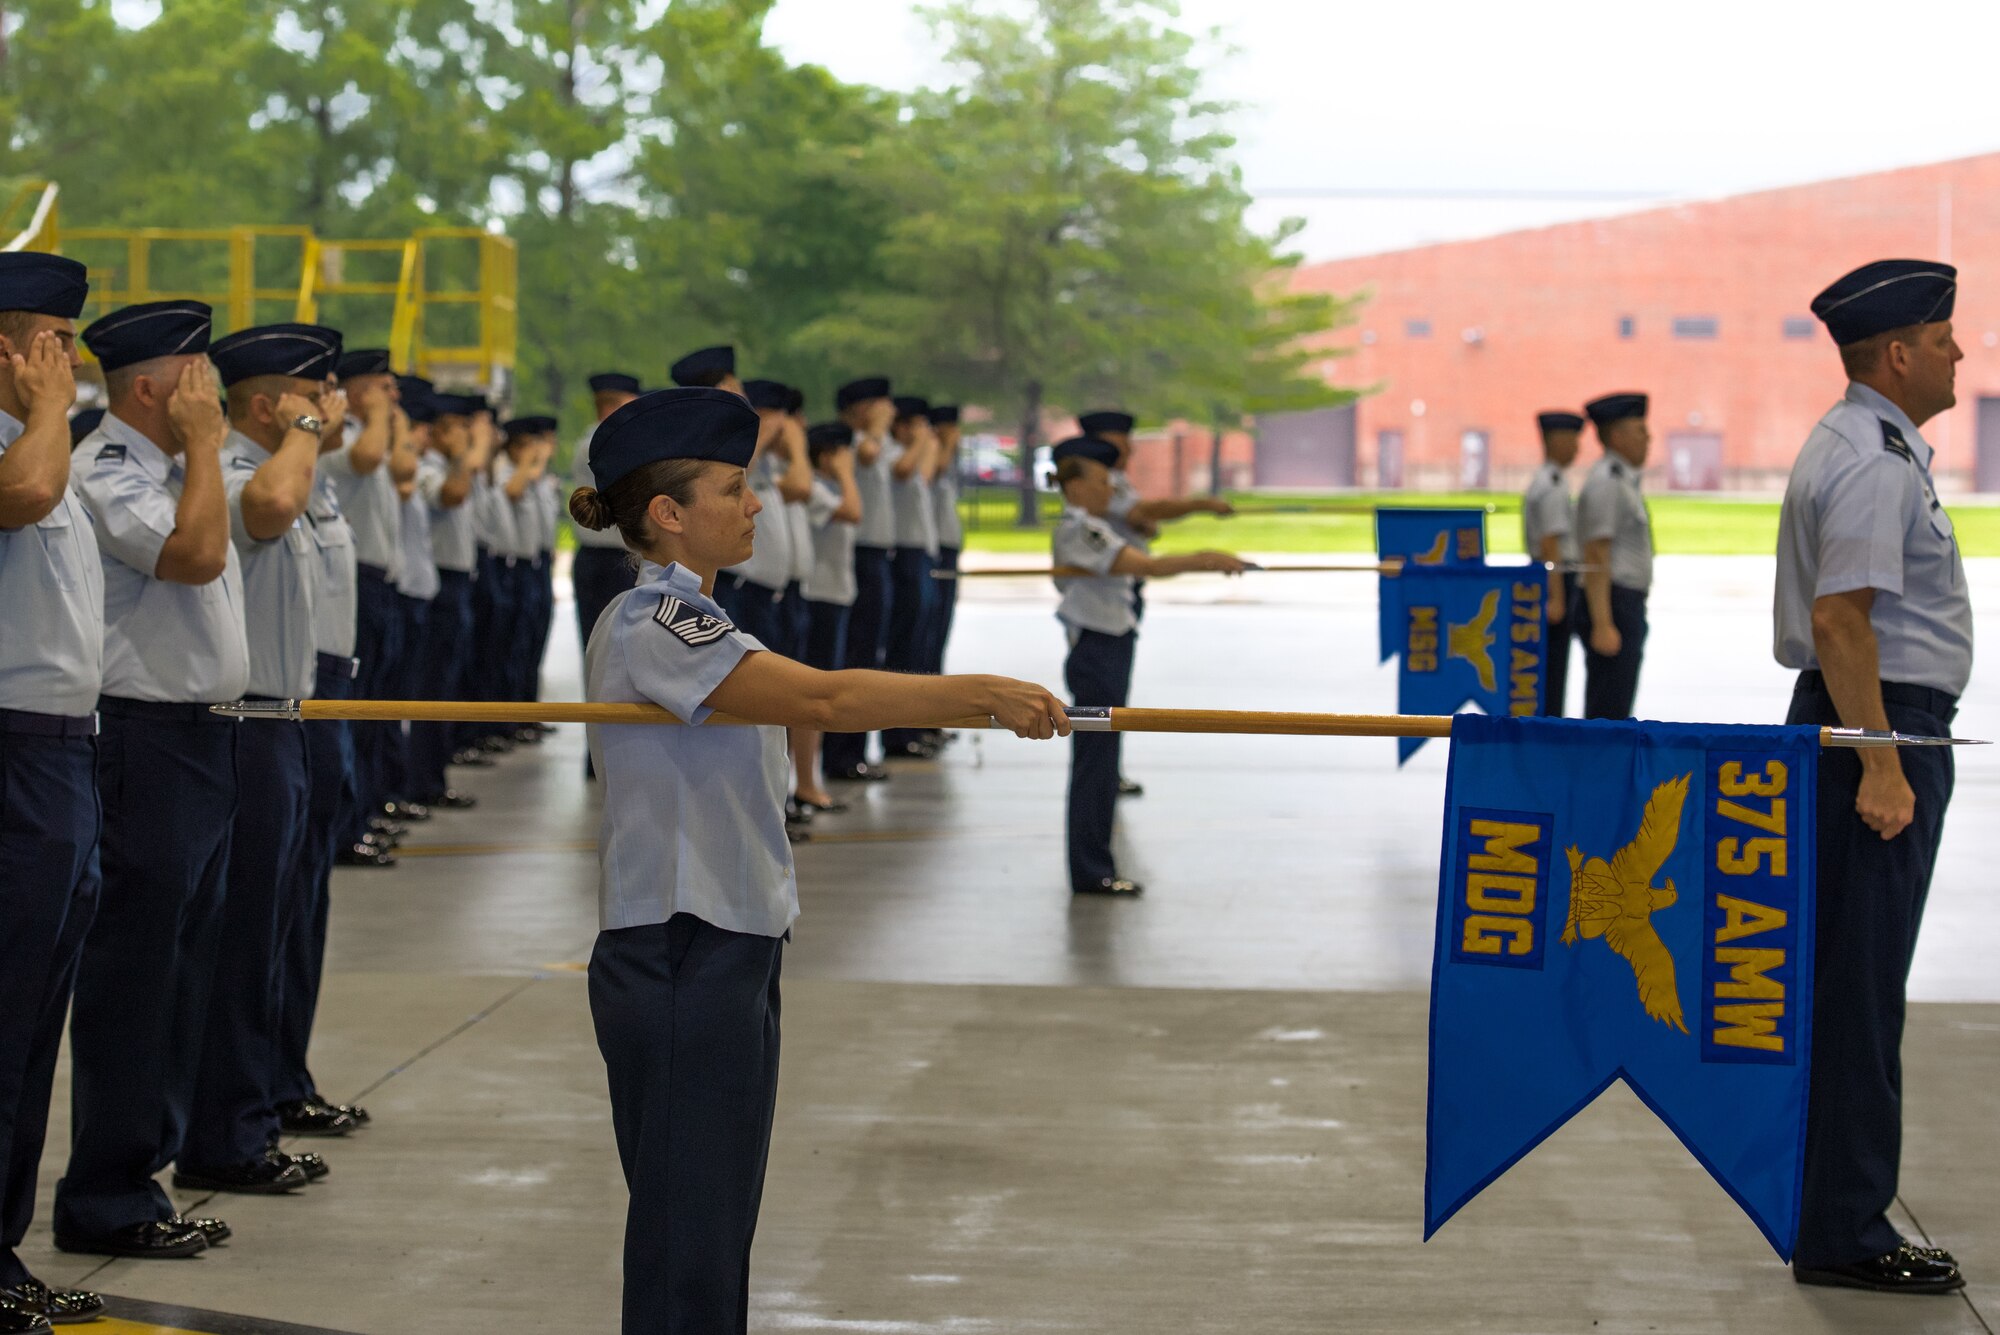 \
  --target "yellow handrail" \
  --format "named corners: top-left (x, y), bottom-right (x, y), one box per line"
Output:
top-left (1, 180), bottom-right (61, 253)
